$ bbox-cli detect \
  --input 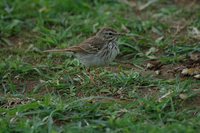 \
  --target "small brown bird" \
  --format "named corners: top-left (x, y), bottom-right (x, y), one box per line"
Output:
top-left (44, 27), bottom-right (125, 67)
